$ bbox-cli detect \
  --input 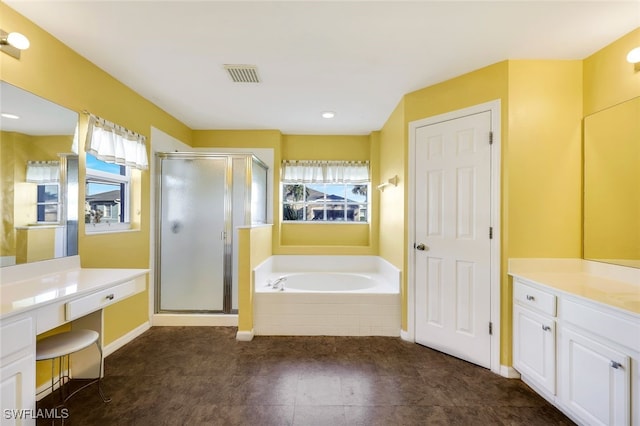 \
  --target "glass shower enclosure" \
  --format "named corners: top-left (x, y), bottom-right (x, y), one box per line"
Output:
top-left (155, 153), bottom-right (268, 314)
